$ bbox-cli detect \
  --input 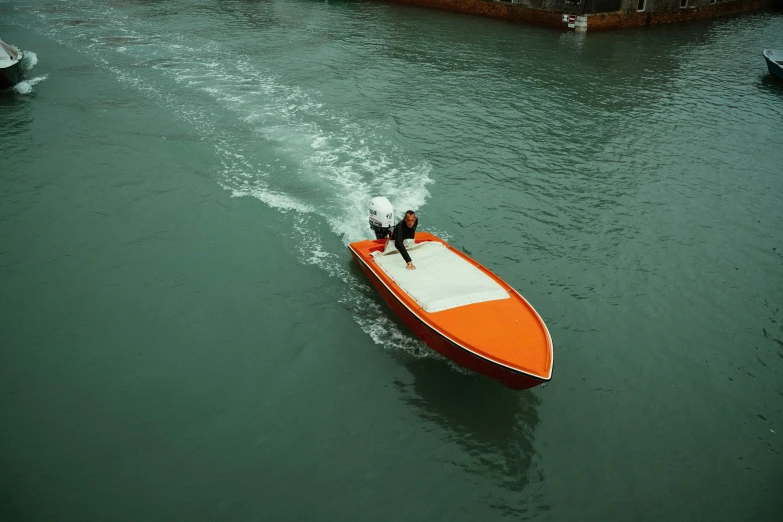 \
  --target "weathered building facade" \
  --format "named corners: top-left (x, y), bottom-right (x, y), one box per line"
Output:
top-left (384, 0), bottom-right (780, 31)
